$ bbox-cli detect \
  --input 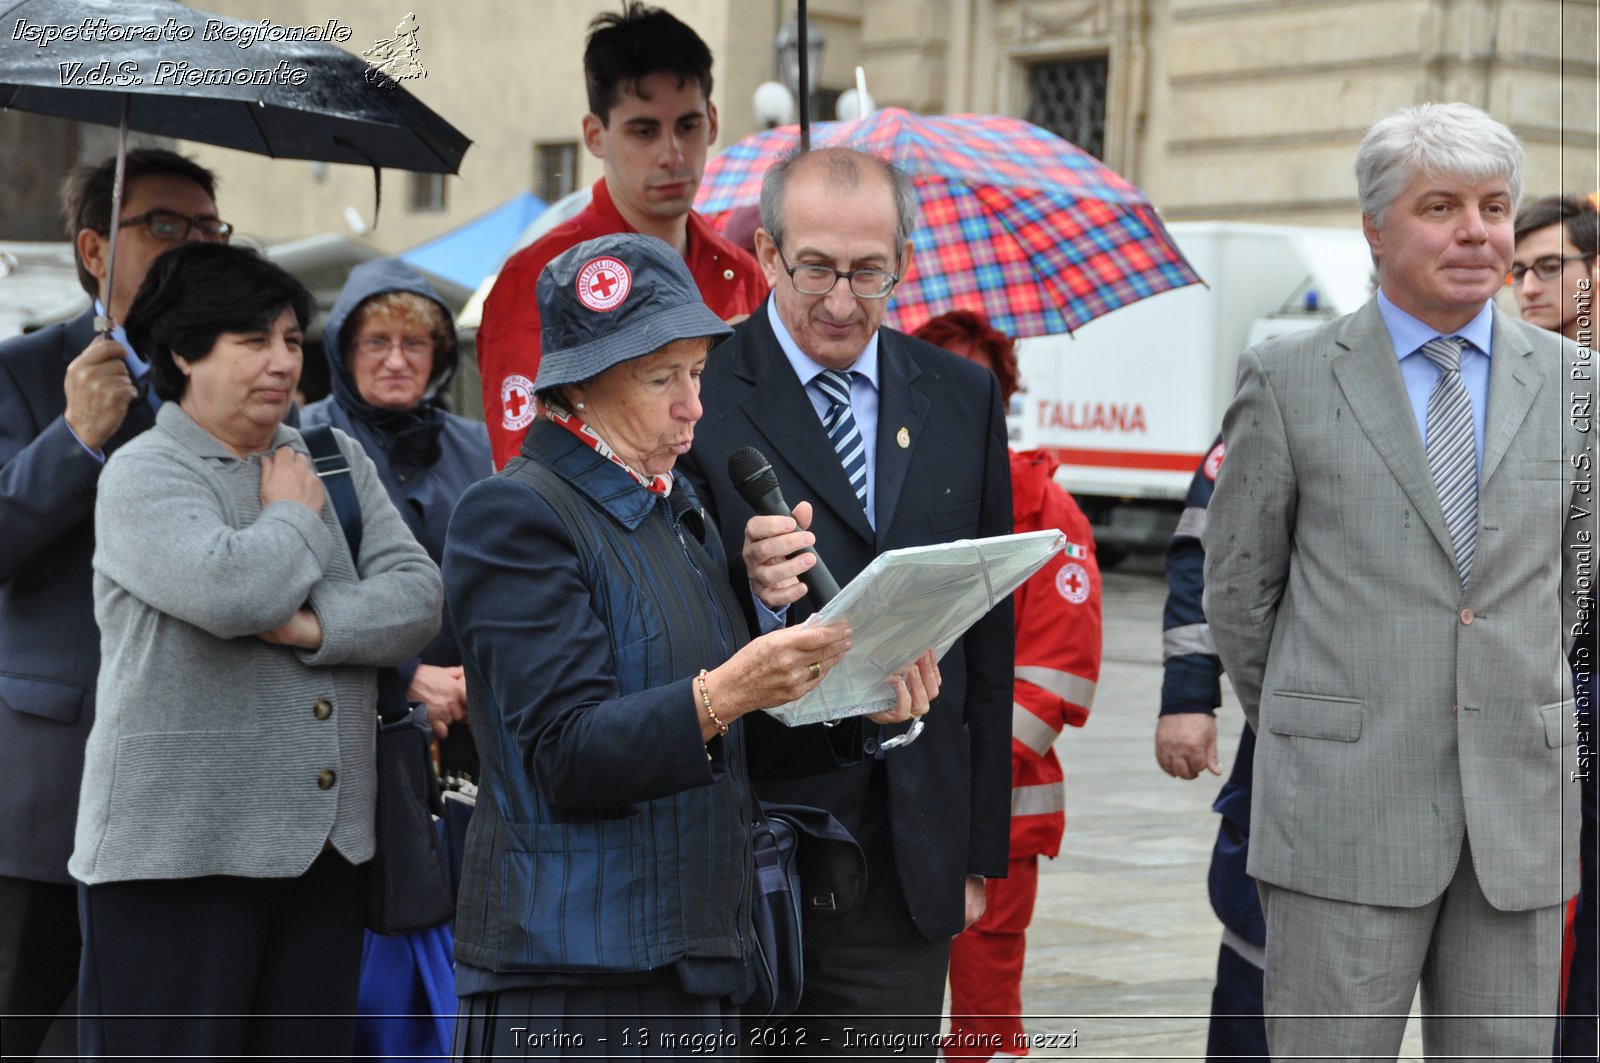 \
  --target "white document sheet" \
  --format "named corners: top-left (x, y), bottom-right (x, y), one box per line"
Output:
top-left (763, 529), bottom-right (1064, 726)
